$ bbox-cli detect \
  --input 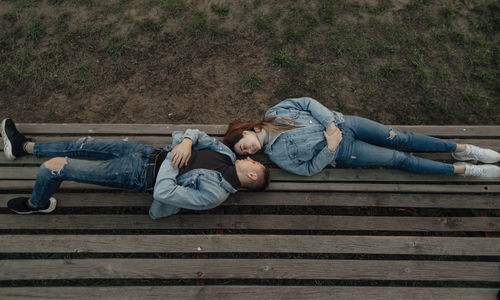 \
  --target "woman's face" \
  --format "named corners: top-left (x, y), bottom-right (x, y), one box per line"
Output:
top-left (234, 130), bottom-right (262, 155)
